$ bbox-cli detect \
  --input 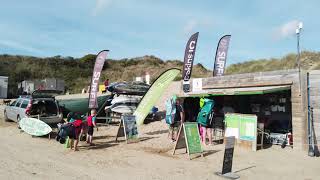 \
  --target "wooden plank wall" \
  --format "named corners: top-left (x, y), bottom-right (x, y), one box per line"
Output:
top-left (203, 69), bottom-right (298, 89)
top-left (308, 70), bottom-right (320, 152)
